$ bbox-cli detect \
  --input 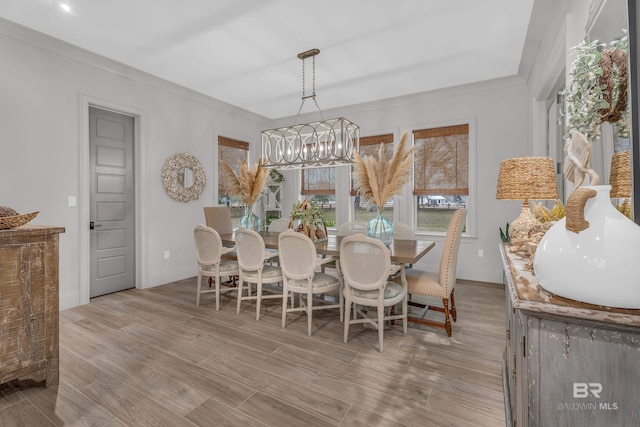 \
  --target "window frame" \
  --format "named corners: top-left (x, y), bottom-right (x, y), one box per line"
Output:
top-left (410, 118), bottom-right (476, 237)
